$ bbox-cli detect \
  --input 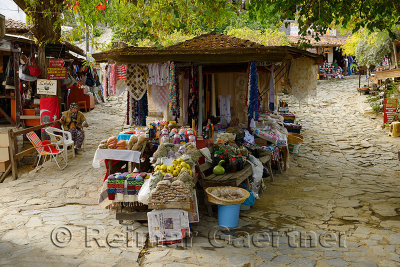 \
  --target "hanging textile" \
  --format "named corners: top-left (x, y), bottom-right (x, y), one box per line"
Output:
top-left (151, 85), bottom-right (169, 113)
top-left (148, 63), bottom-right (170, 86)
top-left (126, 64), bottom-right (149, 100)
top-left (247, 61), bottom-right (259, 120)
top-left (269, 65), bottom-right (275, 111)
top-left (188, 65), bottom-right (198, 124)
top-left (130, 92), bottom-right (148, 126)
top-left (115, 64), bottom-right (128, 96)
top-left (126, 91), bottom-right (130, 125)
top-left (109, 64), bottom-right (117, 95)
top-left (168, 62), bottom-right (179, 118)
